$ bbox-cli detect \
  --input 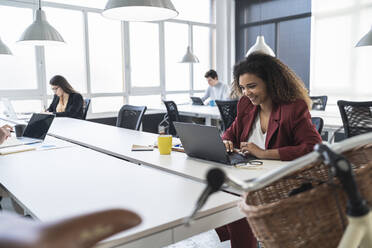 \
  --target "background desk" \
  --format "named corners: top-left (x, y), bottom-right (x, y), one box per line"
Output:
top-left (48, 118), bottom-right (286, 189)
top-left (148, 105), bottom-right (220, 126)
top-left (0, 145), bottom-right (242, 248)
